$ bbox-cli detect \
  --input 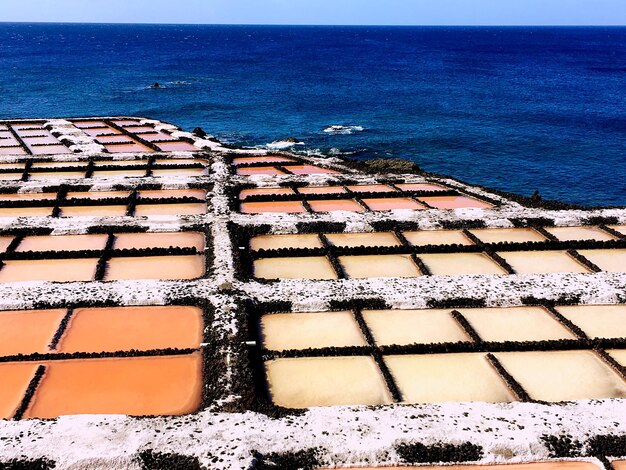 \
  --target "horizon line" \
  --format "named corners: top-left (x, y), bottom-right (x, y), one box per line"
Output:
top-left (1, 21), bottom-right (626, 27)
